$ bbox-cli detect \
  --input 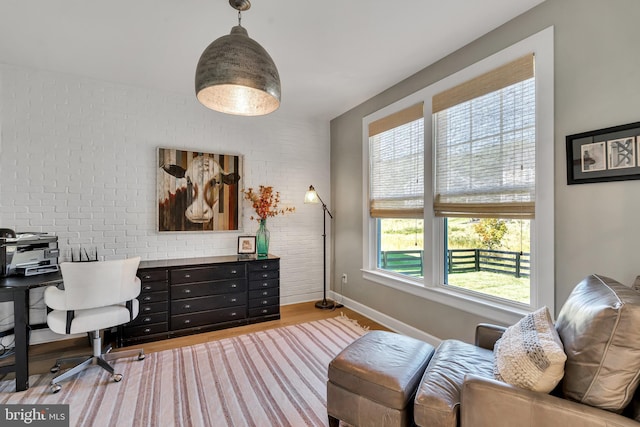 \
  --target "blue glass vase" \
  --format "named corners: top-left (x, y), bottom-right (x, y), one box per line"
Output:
top-left (256, 219), bottom-right (270, 258)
